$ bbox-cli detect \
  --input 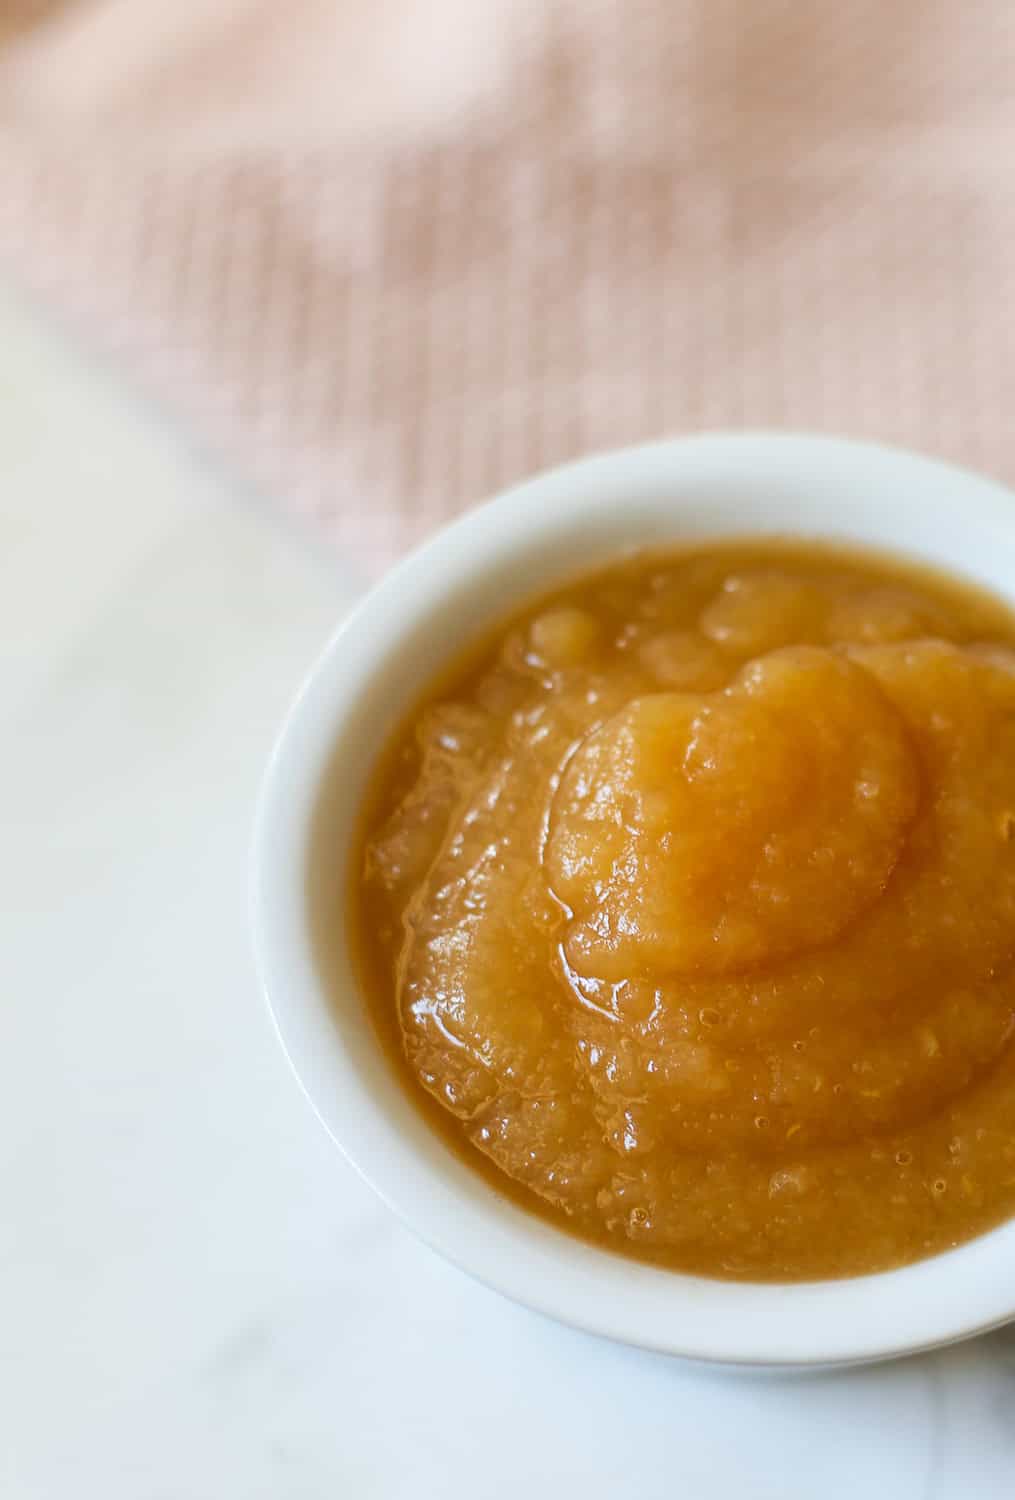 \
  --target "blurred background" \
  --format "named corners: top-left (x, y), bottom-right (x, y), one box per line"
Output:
top-left (2, 1), bottom-right (1013, 567)
top-left (2, 4), bottom-right (1015, 1497)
